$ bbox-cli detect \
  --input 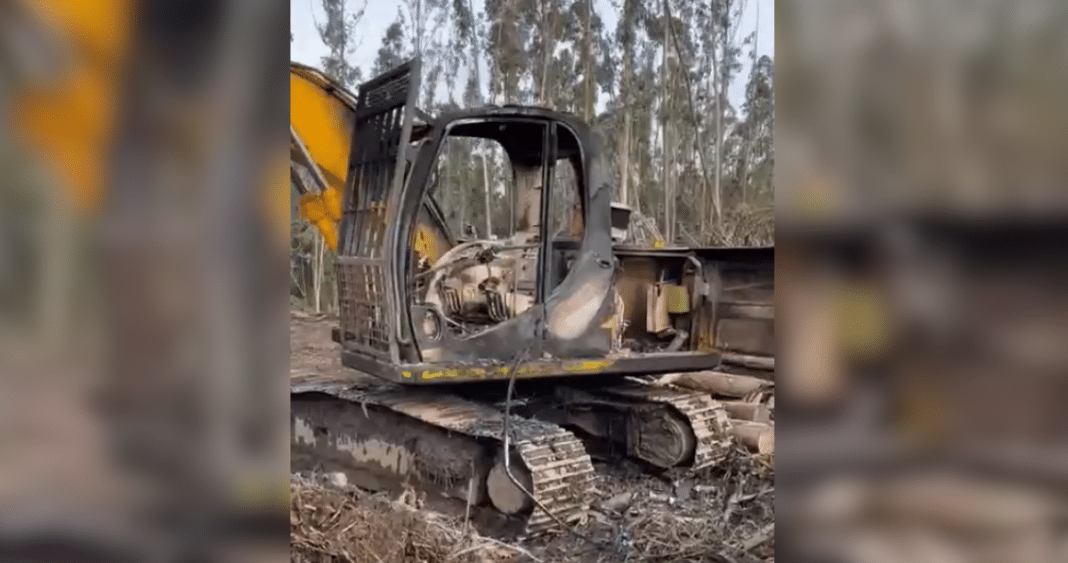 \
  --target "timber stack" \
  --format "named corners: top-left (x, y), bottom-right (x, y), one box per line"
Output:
top-left (656, 289), bottom-right (775, 456)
